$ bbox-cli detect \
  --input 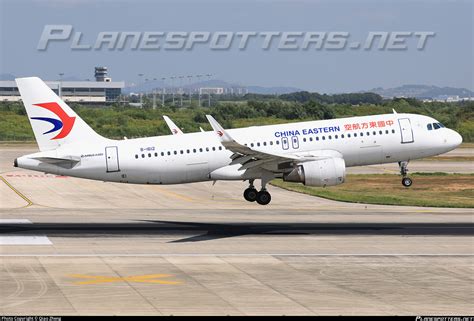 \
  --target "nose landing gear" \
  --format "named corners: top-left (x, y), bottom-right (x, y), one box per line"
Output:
top-left (399, 161), bottom-right (413, 187)
top-left (402, 177), bottom-right (413, 187)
